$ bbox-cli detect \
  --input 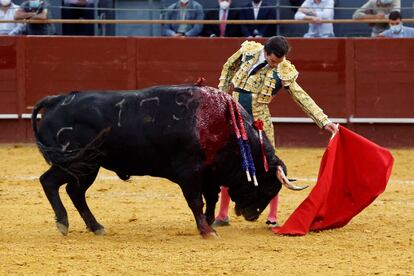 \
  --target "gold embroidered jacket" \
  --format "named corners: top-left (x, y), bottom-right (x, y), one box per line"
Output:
top-left (218, 41), bottom-right (330, 128)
